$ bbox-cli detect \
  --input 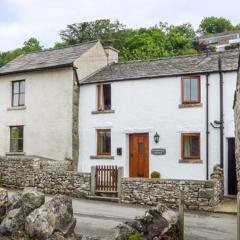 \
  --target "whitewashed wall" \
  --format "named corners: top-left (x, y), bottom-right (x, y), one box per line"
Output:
top-left (0, 68), bottom-right (74, 160)
top-left (79, 72), bottom-right (237, 187)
